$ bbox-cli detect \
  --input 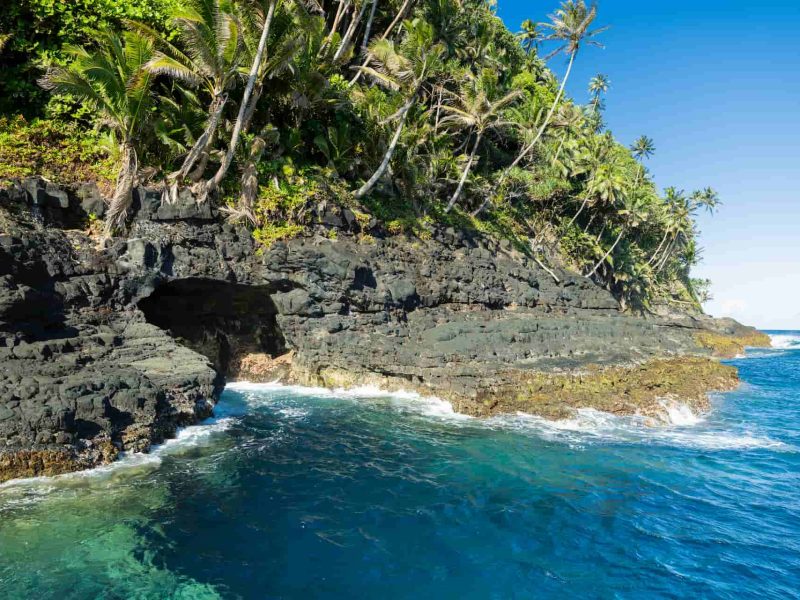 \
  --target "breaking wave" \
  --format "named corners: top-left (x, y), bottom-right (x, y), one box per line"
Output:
top-left (0, 417), bottom-right (235, 490)
top-left (226, 382), bottom-right (791, 453)
top-left (769, 333), bottom-right (800, 349)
